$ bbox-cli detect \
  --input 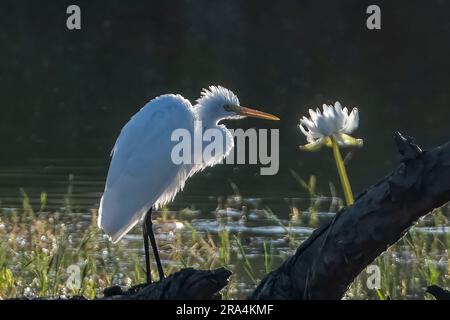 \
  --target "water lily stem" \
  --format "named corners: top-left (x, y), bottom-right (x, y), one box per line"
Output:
top-left (330, 137), bottom-right (354, 205)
